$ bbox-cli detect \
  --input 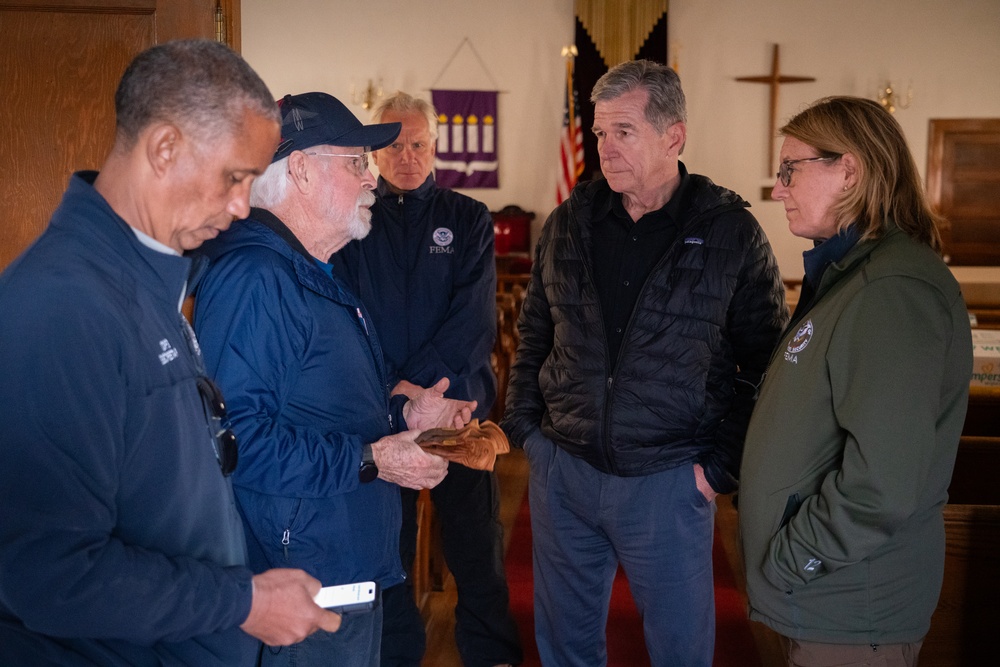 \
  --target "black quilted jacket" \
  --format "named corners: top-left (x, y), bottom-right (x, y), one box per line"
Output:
top-left (501, 171), bottom-right (788, 493)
